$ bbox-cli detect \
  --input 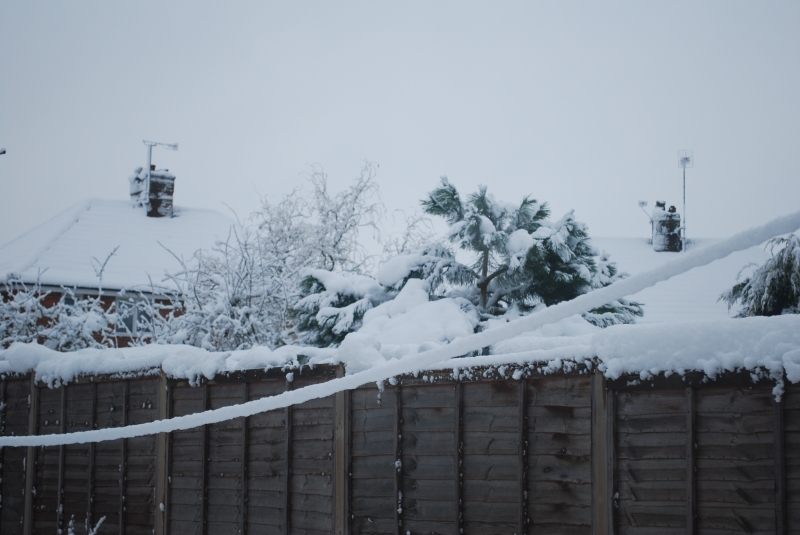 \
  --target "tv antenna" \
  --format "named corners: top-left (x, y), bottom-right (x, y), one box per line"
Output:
top-left (142, 140), bottom-right (178, 196)
top-left (678, 150), bottom-right (693, 251)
